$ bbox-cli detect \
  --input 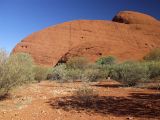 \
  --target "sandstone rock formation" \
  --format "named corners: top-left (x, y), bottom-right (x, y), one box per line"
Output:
top-left (12, 11), bottom-right (160, 66)
top-left (112, 11), bottom-right (159, 25)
